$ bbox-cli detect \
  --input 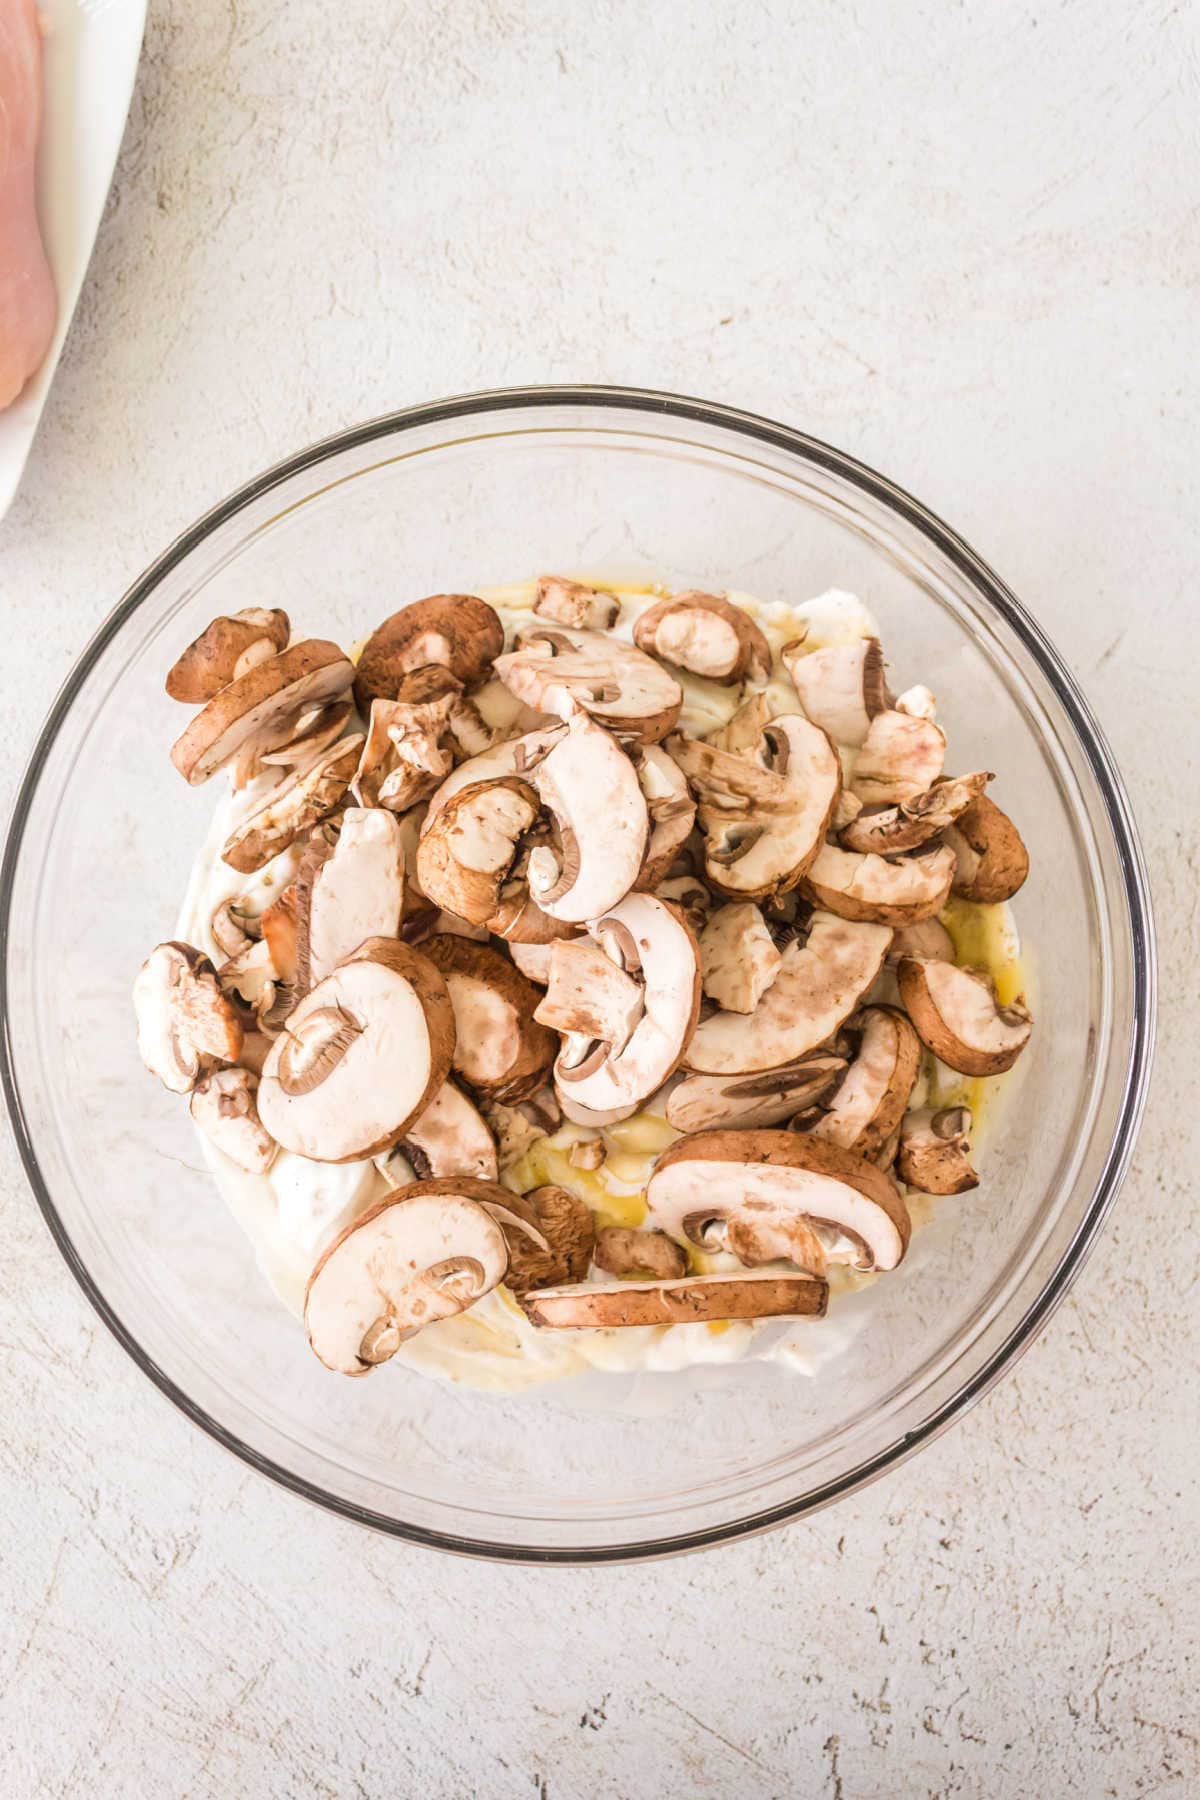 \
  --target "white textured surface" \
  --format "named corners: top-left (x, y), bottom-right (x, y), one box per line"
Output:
top-left (0, 3), bottom-right (1196, 1794)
